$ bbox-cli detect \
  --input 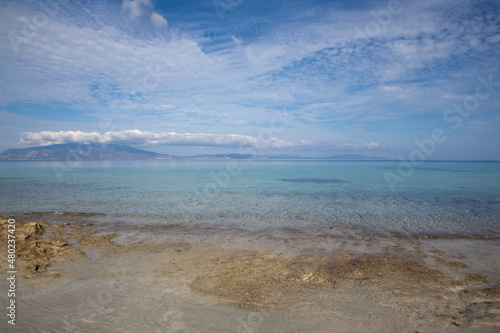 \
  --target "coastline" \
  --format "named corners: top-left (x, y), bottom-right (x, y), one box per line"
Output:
top-left (1, 215), bottom-right (499, 332)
